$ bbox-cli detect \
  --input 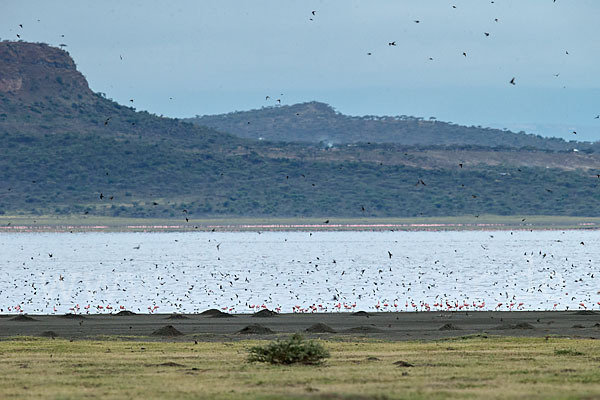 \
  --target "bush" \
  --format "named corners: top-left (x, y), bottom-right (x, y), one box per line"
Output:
top-left (247, 333), bottom-right (330, 365)
top-left (554, 348), bottom-right (583, 356)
